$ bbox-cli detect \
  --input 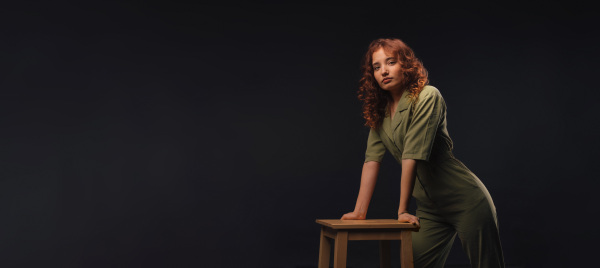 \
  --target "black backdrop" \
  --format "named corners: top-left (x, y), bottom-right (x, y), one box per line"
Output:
top-left (1, 1), bottom-right (598, 267)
